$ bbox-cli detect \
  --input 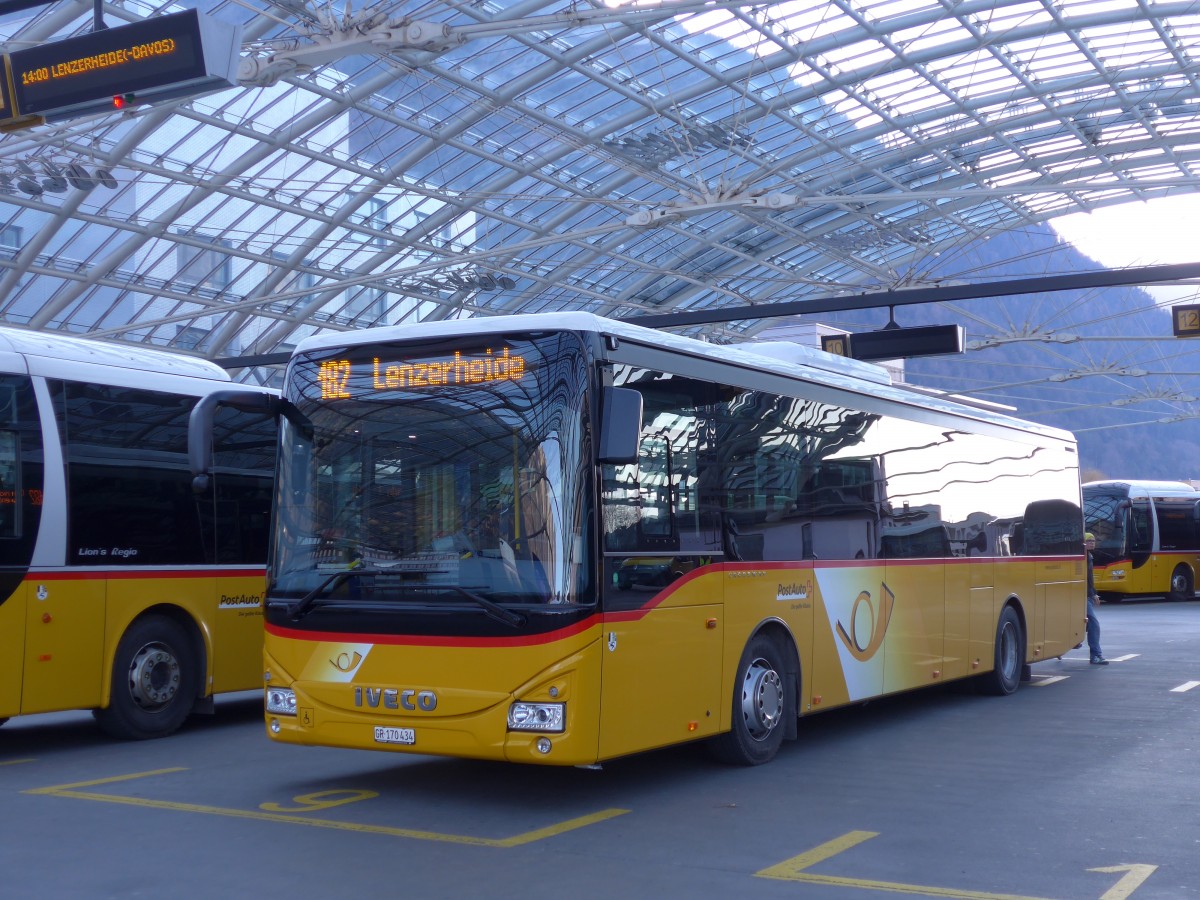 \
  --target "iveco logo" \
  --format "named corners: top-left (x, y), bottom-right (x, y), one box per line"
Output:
top-left (353, 686), bottom-right (437, 711)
